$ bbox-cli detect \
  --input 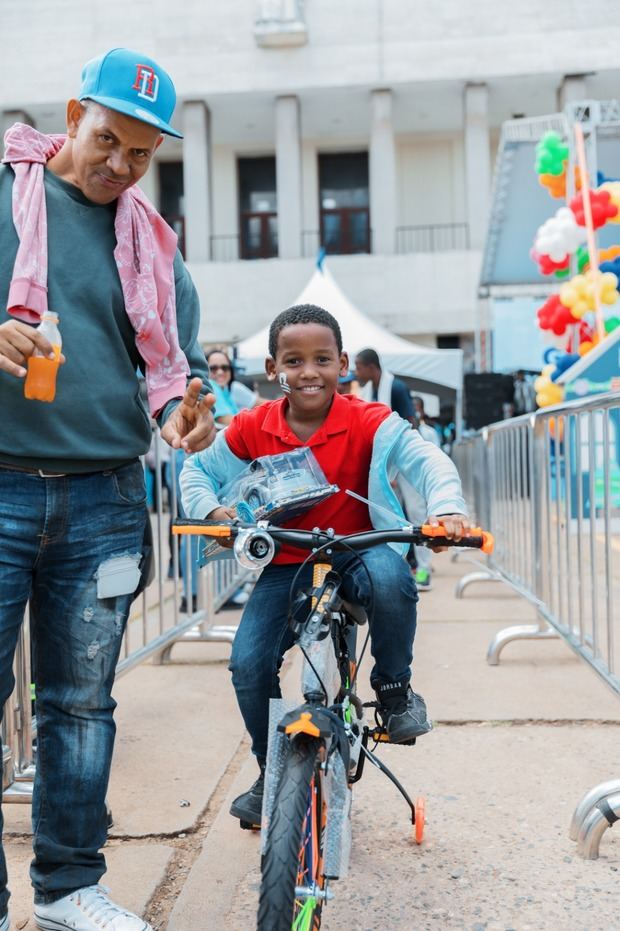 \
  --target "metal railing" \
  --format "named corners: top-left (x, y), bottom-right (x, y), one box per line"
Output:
top-left (1, 431), bottom-right (249, 804)
top-left (453, 392), bottom-right (620, 858)
top-left (395, 222), bottom-right (470, 254)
